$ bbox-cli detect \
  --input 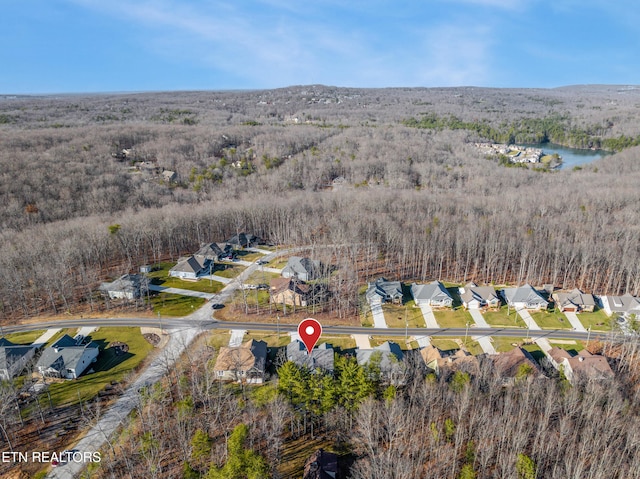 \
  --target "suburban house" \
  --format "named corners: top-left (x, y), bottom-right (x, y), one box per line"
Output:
top-left (552, 288), bottom-right (596, 312)
top-left (366, 277), bottom-right (403, 304)
top-left (356, 341), bottom-right (405, 384)
top-left (226, 232), bottom-right (261, 249)
top-left (282, 256), bottom-right (321, 282)
top-left (99, 274), bottom-right (147, 300)
top-left (36, 335), bottom-right (99, 379)
top-left (0, 338), bottom-right (36, 380)
top-left (459, 282), bottom-right (500, 309)
top-left (213, 339), bottom-right (267, 383)
top-left (169, 255), bottom-right (211, 280)
top-left (491, 347), bottom-right (543, 381)
top-left (502, 284), bottom-right (549, 310)
top-left (546, 347), bottom-right (614, 383)
top-left (303, 449), bottom-right (339, 479)
top-left (270, 277), bottom-right (311, 307)
top-left (196, 242), bottom-right (234, 261)
top-left (411, 281), bottom-right (453, 308)
top-left (420, 345), bottom-right (477, 377)
top-left (601, 293), bottom-right (640, 317)
top-left (286, 340), bottom-right (334, 373)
